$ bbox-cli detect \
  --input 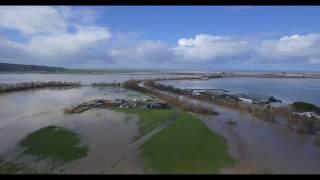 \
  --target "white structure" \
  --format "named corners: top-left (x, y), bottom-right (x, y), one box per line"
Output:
top-left (192, 89), bottom-right (205, 96)
top-left (238, 97), bottom-right (253, 103)
top-left (292, 112), bottom-right (320, 119)
top-left (200, 77), bottom-right (209, 80)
